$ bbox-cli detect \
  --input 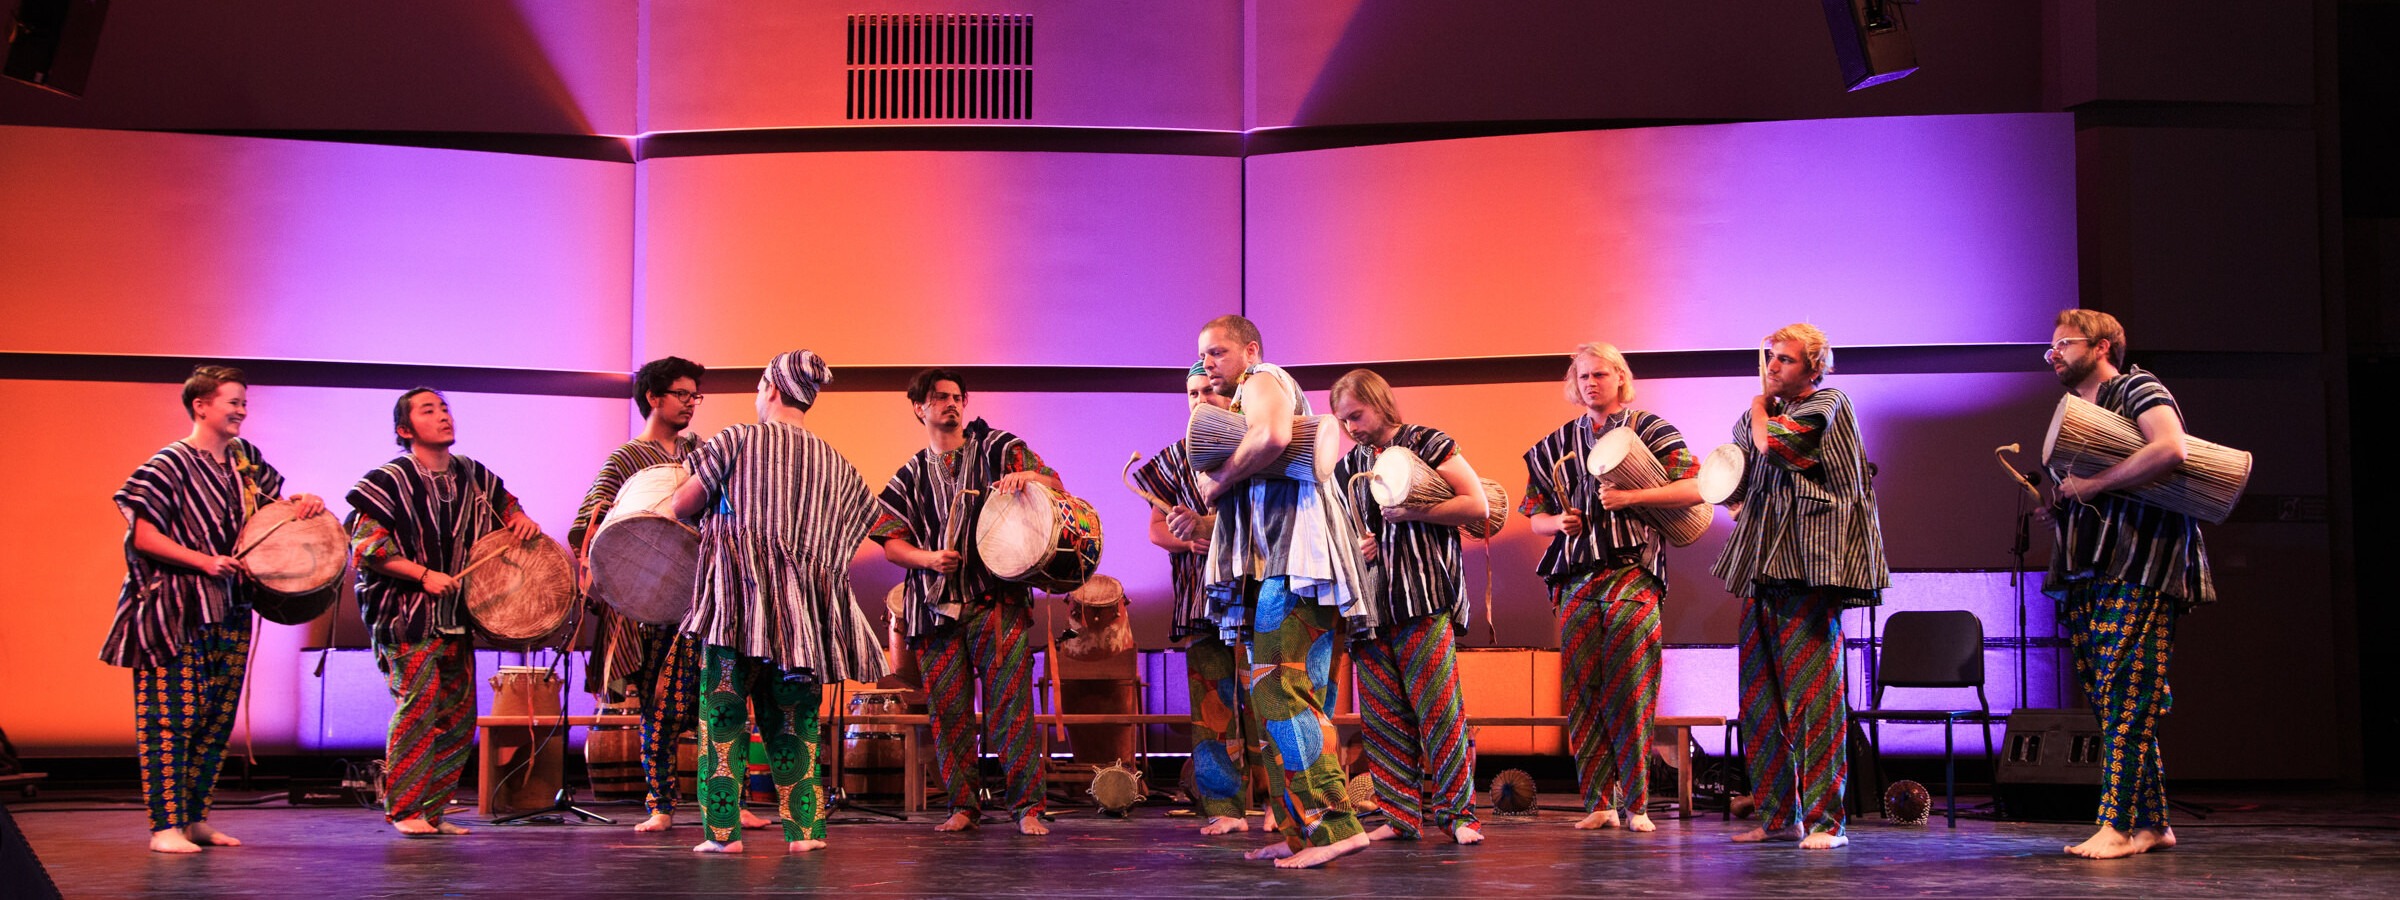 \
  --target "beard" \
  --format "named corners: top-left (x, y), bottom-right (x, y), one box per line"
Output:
top-left (2055, 354), bottom-right (2100, 389)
